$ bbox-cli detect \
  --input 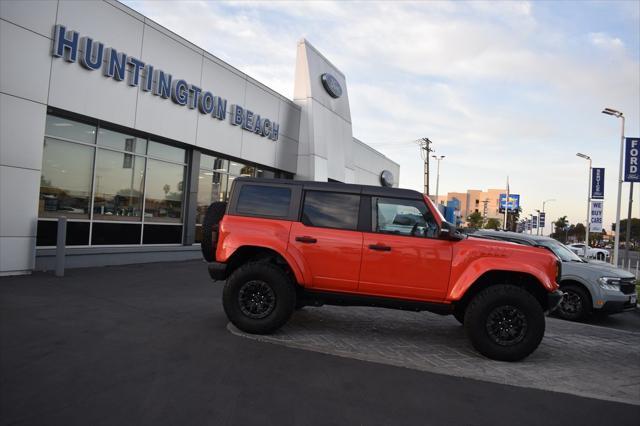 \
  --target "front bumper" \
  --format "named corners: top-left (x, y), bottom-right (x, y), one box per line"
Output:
top-left (547, 290), bottom-right (564, 313)
top-left (207, 262), bottom-right (228, 281)
top-left (601, 297), bottom-right (638, 314)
